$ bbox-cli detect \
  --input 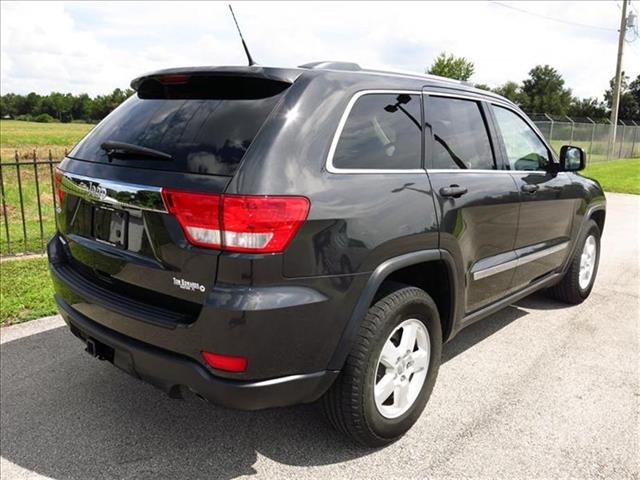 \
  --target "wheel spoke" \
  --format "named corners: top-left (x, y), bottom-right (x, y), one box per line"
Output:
top-left (380, 340), bottom-right (399, 368)
top-left (399, 323), bottom-right (418, 353)
top-left (411, 349), bottom-right (429, 371)
top-left (374, 373), bottom-right (395, 404)
top-left (394, 382), bottom-right (410, 409)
